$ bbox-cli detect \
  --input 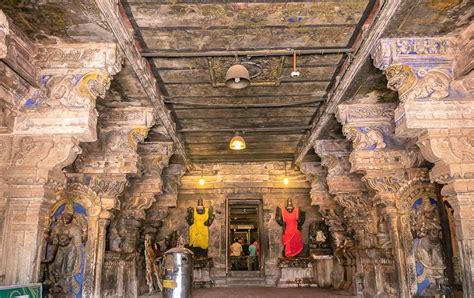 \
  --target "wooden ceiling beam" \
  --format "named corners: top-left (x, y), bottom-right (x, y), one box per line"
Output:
top-left (94, 0), bottom-right (190, 168)
top-left (142, 48), bottom-right (353, 58)
top-left (179, 126), bottom-right (311, 133)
